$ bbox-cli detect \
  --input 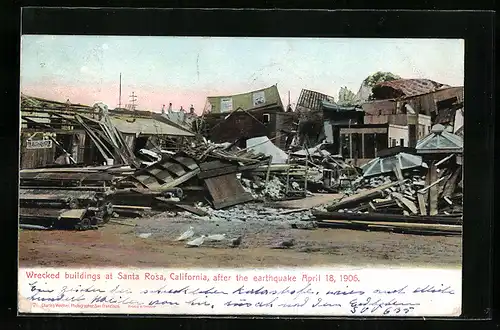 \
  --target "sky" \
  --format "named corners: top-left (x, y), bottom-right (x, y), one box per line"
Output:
top-left (20, 36), bottom-right (464, 114)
